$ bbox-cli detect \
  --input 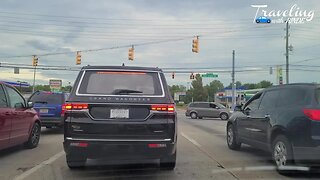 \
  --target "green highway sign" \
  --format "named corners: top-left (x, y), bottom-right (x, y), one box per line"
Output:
top-left (201, 73), bottom-right (218, 78)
